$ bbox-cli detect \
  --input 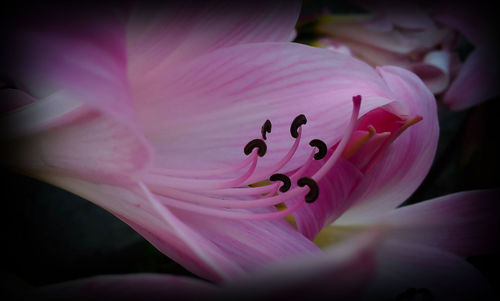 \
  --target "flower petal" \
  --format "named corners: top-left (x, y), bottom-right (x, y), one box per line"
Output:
top-left (292, 158), bottom-right (364, 240)
top-left (317, 19), bottom-right (449, 54)
top-left (171, 206), bottom-right (321, 277)
top-left (443, 47), bottom-right (500, 110)
top-left (366, 239), bottom-right (496, 300)
top-left (3, 9), bottom-right (152, 183)
top-left (335, 66), bottom-right (439, 225)
top-left (137, 43), bottom-right (394, 177)
top-left (225, 230), bottom-right (380, 300)
top-left (410, 50), bottom-right (451, 94)
top-left (41, 173), bottom-right (320, 282)
top-left (127, 0), bottom-right (301, 83)
top-left (382, 190), bottom-right (500, 257)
